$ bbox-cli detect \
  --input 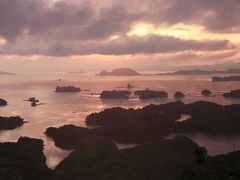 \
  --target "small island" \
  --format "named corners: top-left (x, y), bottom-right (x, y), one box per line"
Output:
top-left (223, 89), bottom-right (240, 98)
top-left (174, 91), bottom-right (185, 98)
top-left (55, 86), bottom-right (81, 93)
top-left (135, 90), bottom-right (168, 99)
top-left (201, 89), bottom-right (212, 96)
top-left (98, 68), bottom-right (141, 76)
top-left (0, 98), bottom-right (7, 106)
top-left (0, 70), bottom-right (16, 75)
top-left (212, 76), bottom-right (240, 82)
top-left (100, 90), bottom-right (131, 99)
top-left (0, 116), bottom-right (24, 130)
